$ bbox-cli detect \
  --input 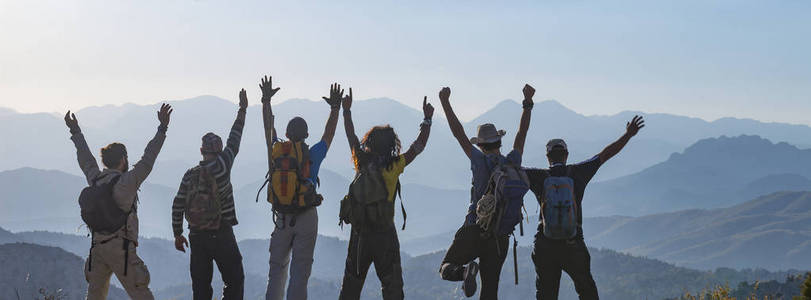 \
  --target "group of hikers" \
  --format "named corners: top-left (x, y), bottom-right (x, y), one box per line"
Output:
top-left (65, 75), bottom-right (644, 300)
